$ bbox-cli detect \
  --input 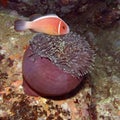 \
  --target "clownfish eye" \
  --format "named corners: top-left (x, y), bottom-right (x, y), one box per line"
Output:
top-left (62, 26), bottom-right (66, 30)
